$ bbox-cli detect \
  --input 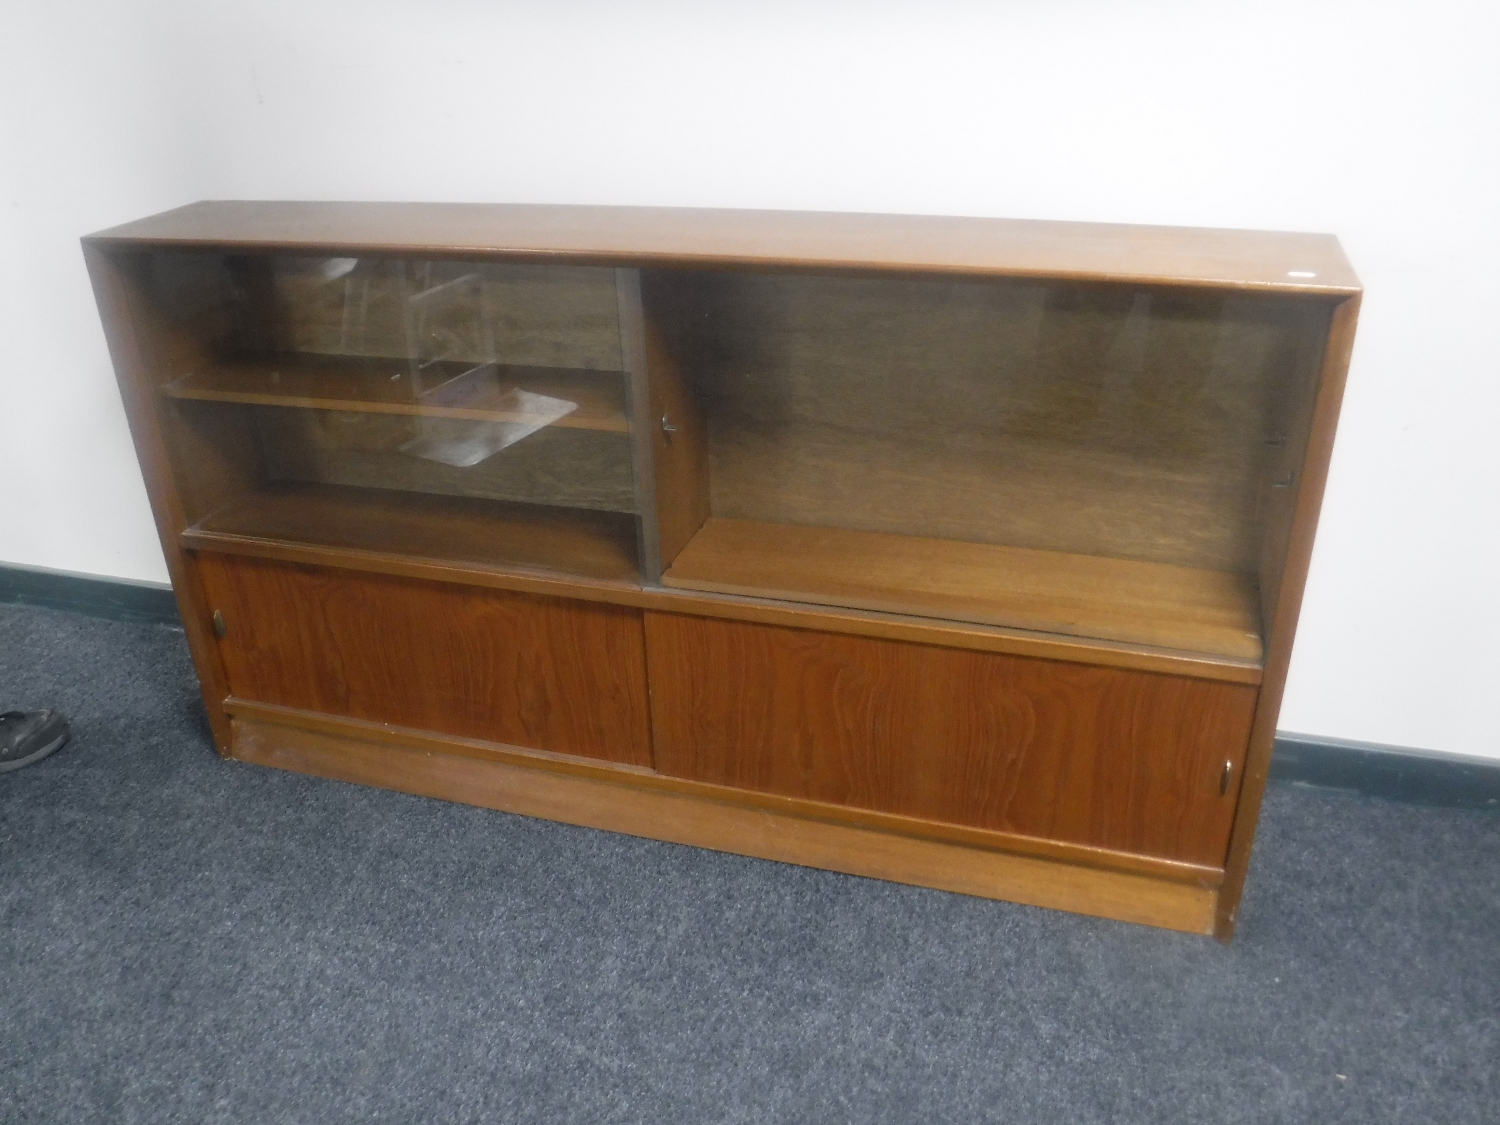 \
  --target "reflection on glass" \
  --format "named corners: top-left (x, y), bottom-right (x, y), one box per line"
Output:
top-left (402, 369), bottom-right (580, 467)
top-left (144, 252), bottom-right (640, 581)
